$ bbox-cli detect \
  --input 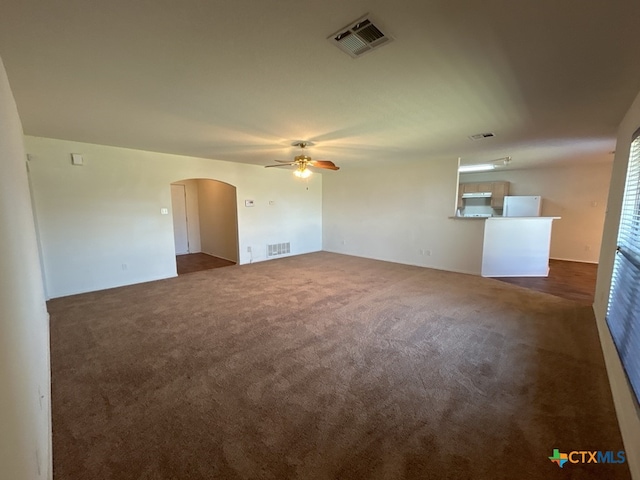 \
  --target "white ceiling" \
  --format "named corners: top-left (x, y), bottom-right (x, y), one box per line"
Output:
top-left (1, 0), bottom-right (640, 171)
